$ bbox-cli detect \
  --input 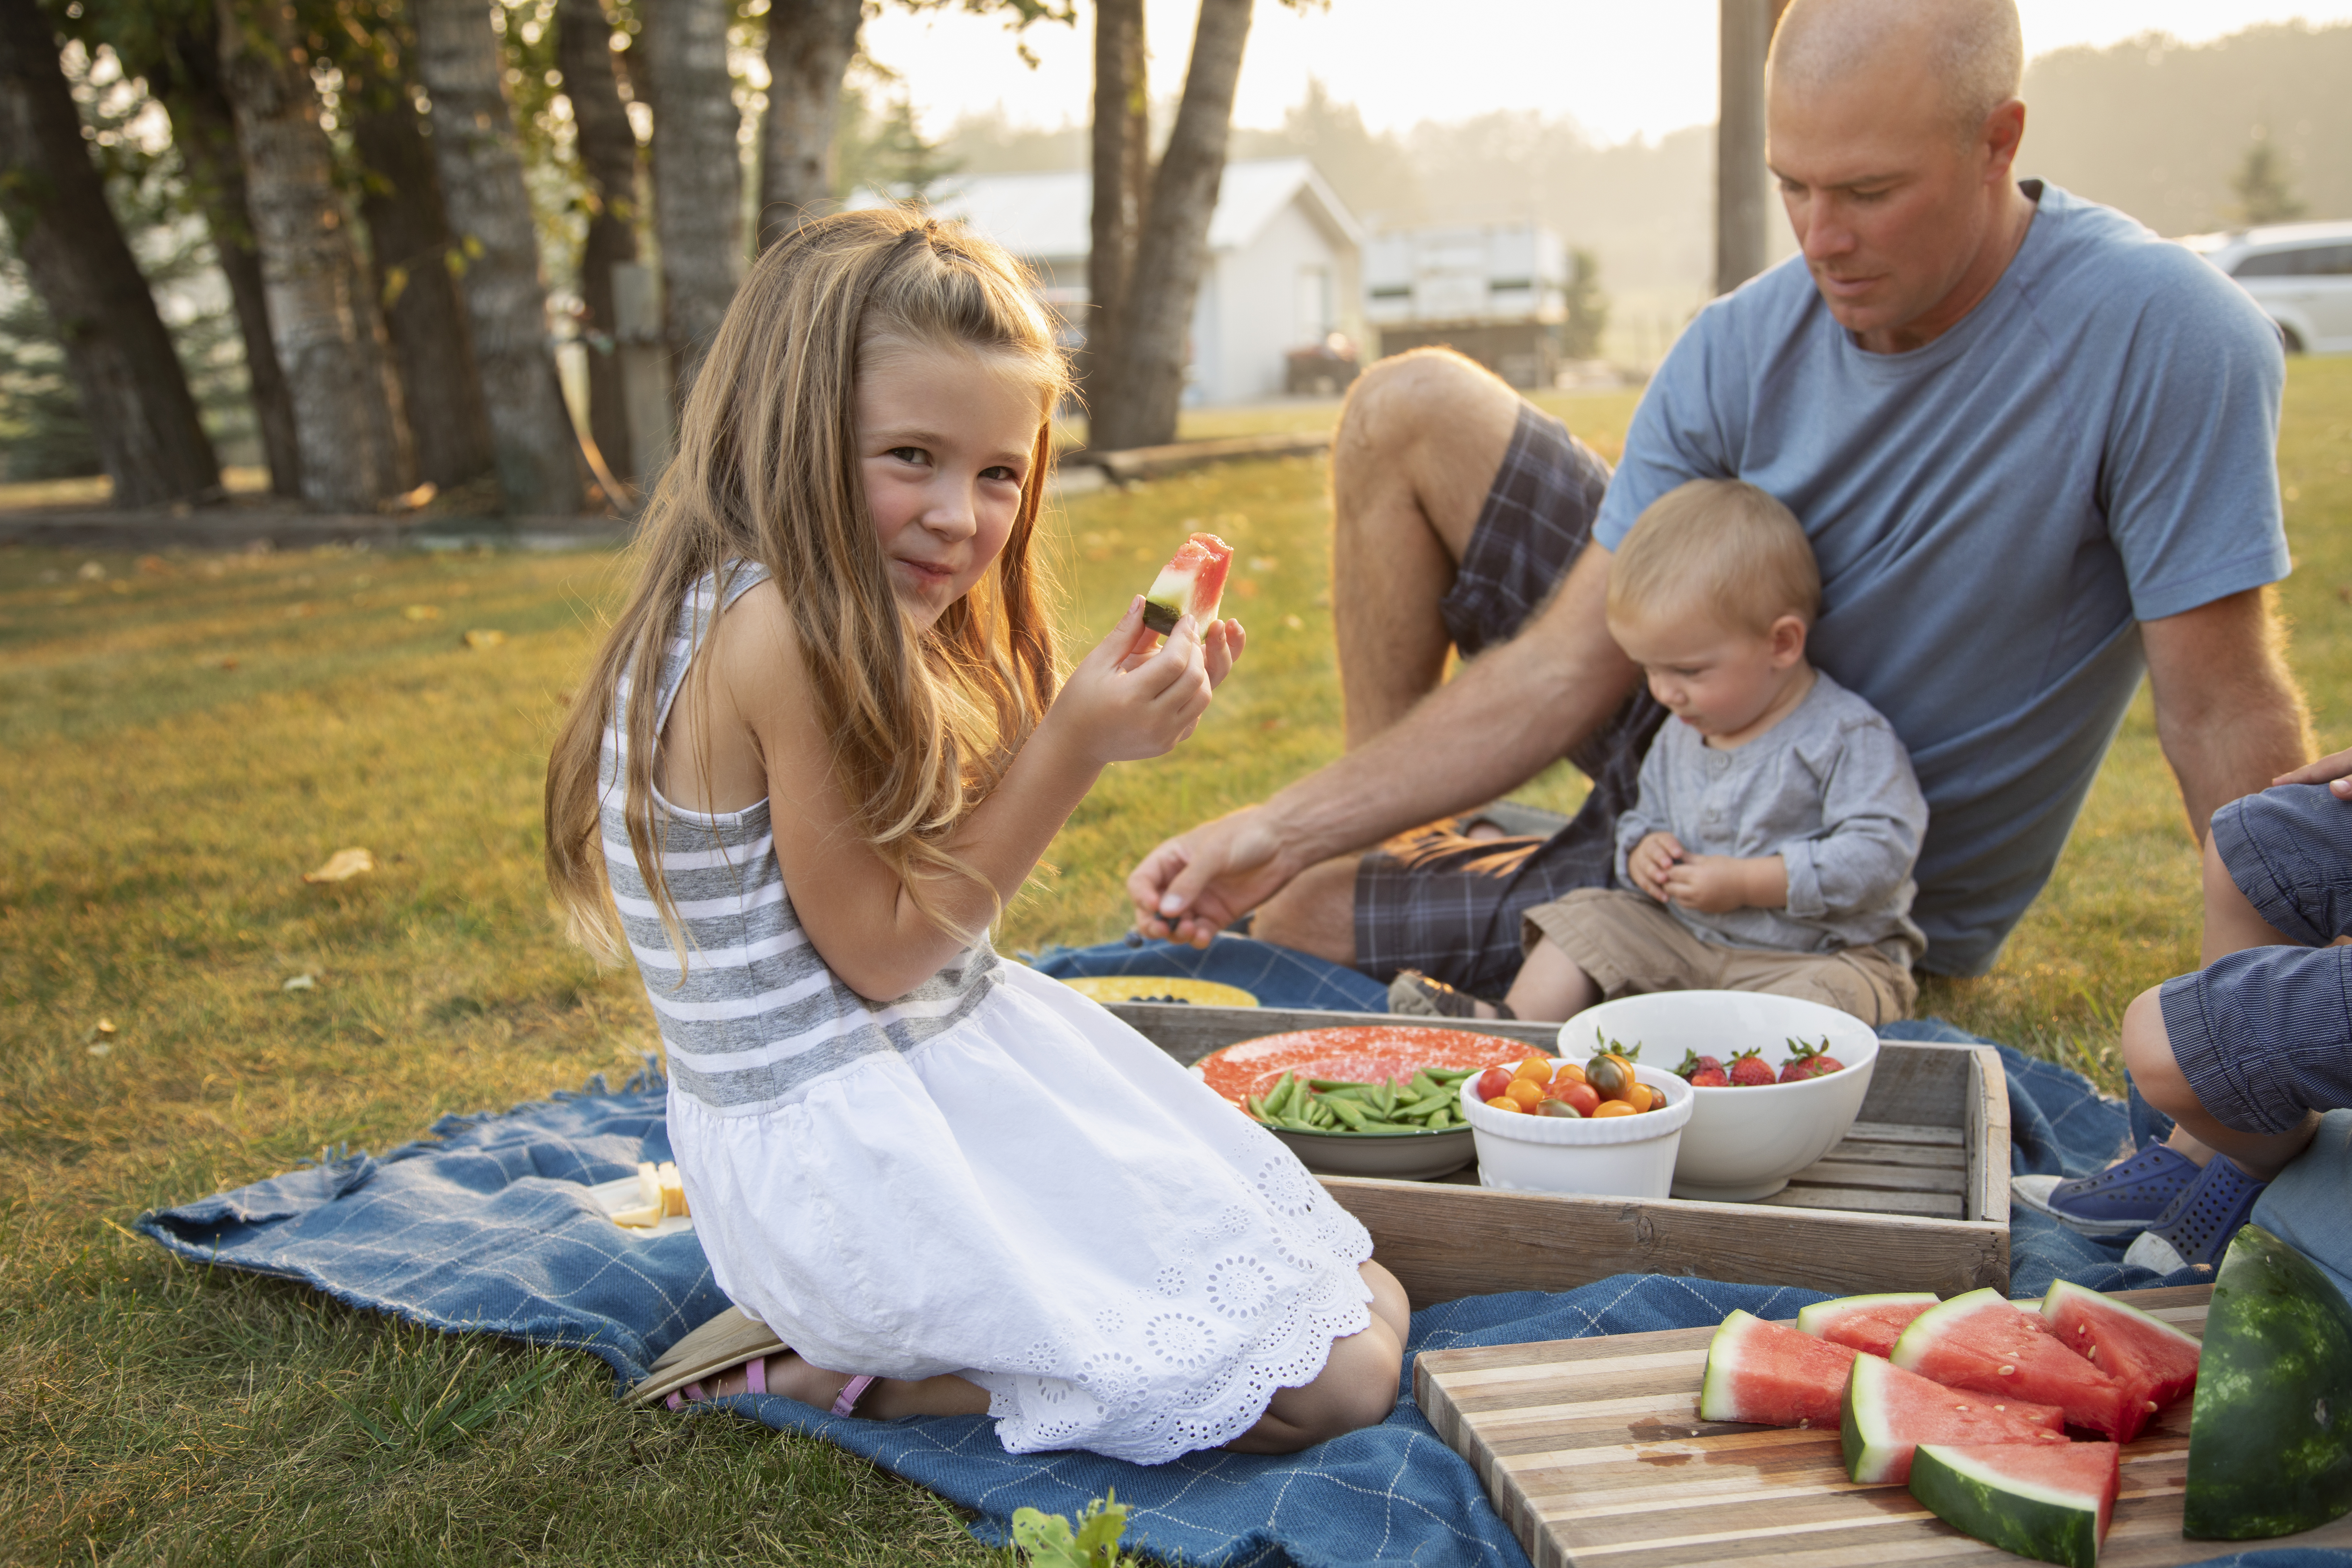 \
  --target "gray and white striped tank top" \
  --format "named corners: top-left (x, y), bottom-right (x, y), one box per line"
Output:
top-left (599, 562), bottom-right (1001, 1114)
